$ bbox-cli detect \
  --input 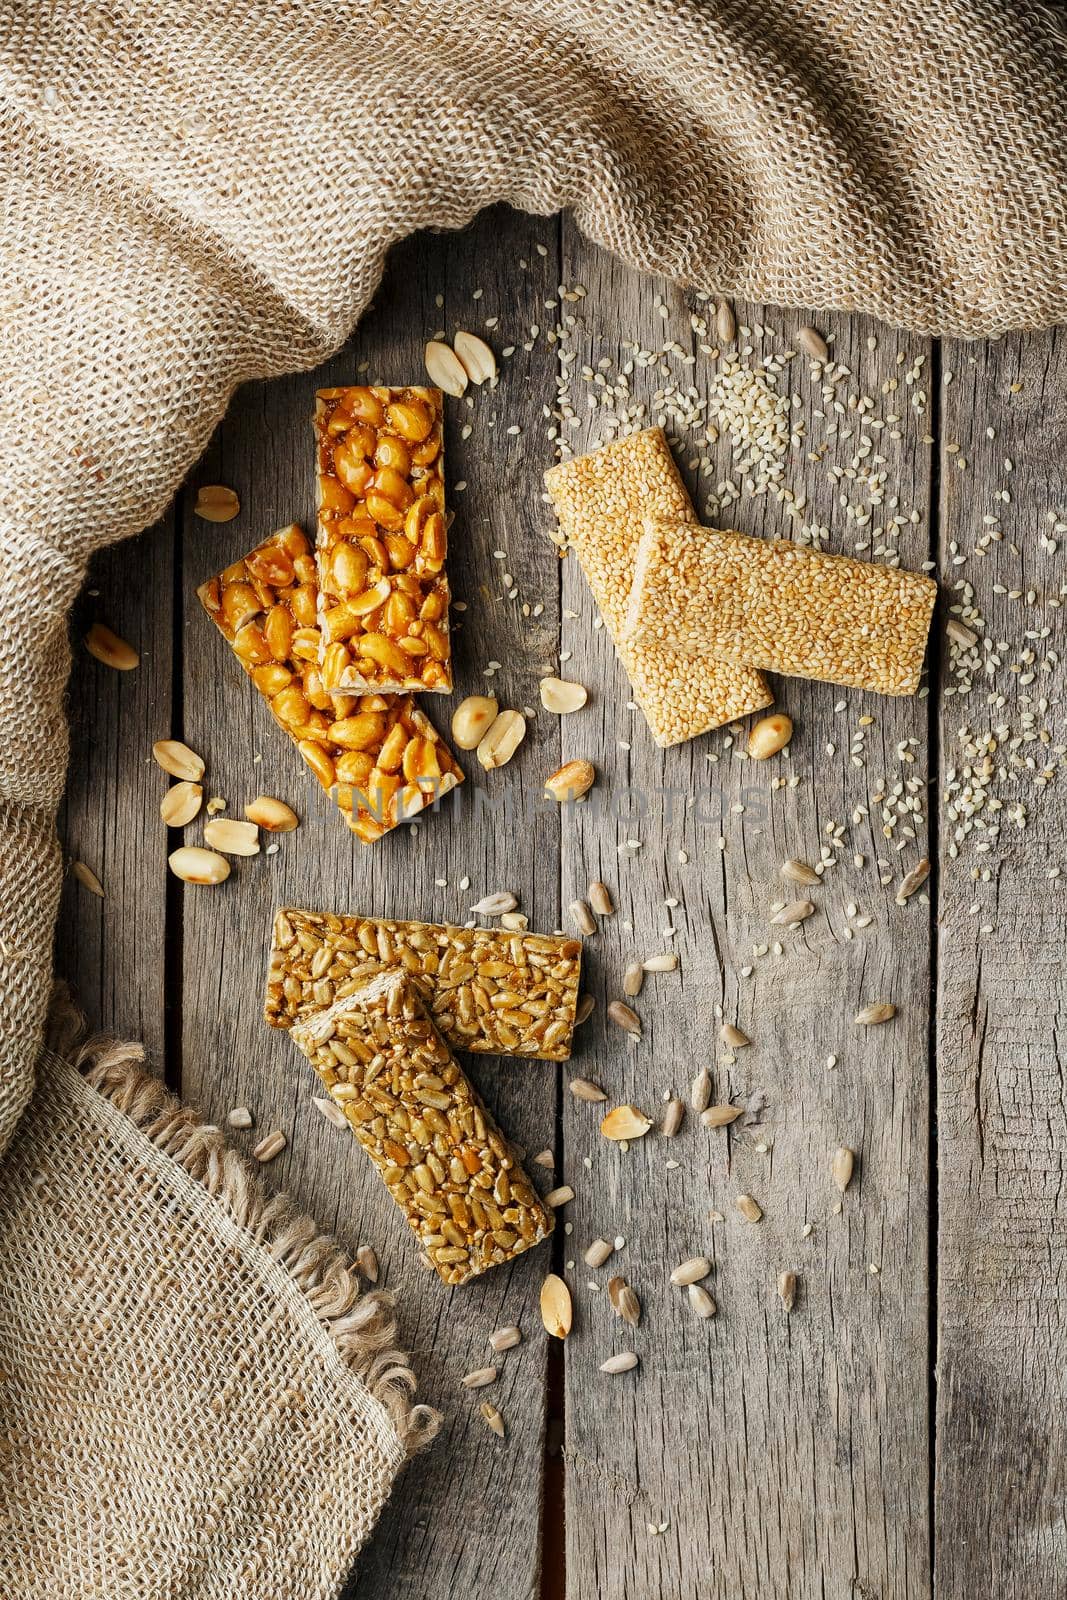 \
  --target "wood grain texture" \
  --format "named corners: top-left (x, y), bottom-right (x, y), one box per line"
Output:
top-left (57, 520), bottom-right (174, 1068)
top-left (934, 328), bottom-right (1067, 1597)
top-left (557, 218), bottom-right (932, 1599)
top-left (179, 208), bottom-right (564, 1600)
top-left (55, 202), bottom-right (1067, 1600)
